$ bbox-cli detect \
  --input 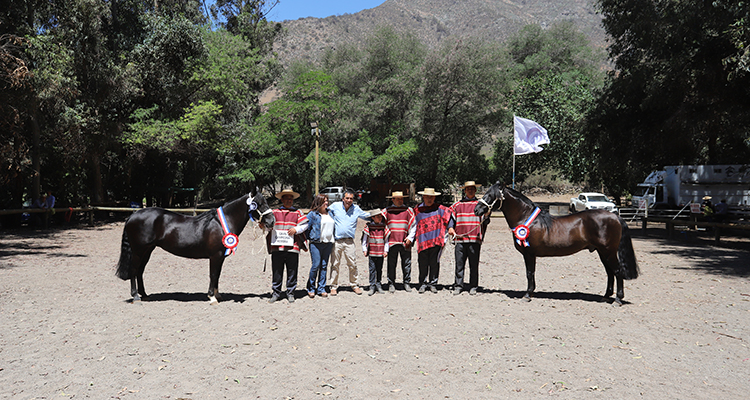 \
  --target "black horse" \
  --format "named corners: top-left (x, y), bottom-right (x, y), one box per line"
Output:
top-left (474, 182), bottom-right (639, 305)
top-left (115, 188), bottom-right (275, 304)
